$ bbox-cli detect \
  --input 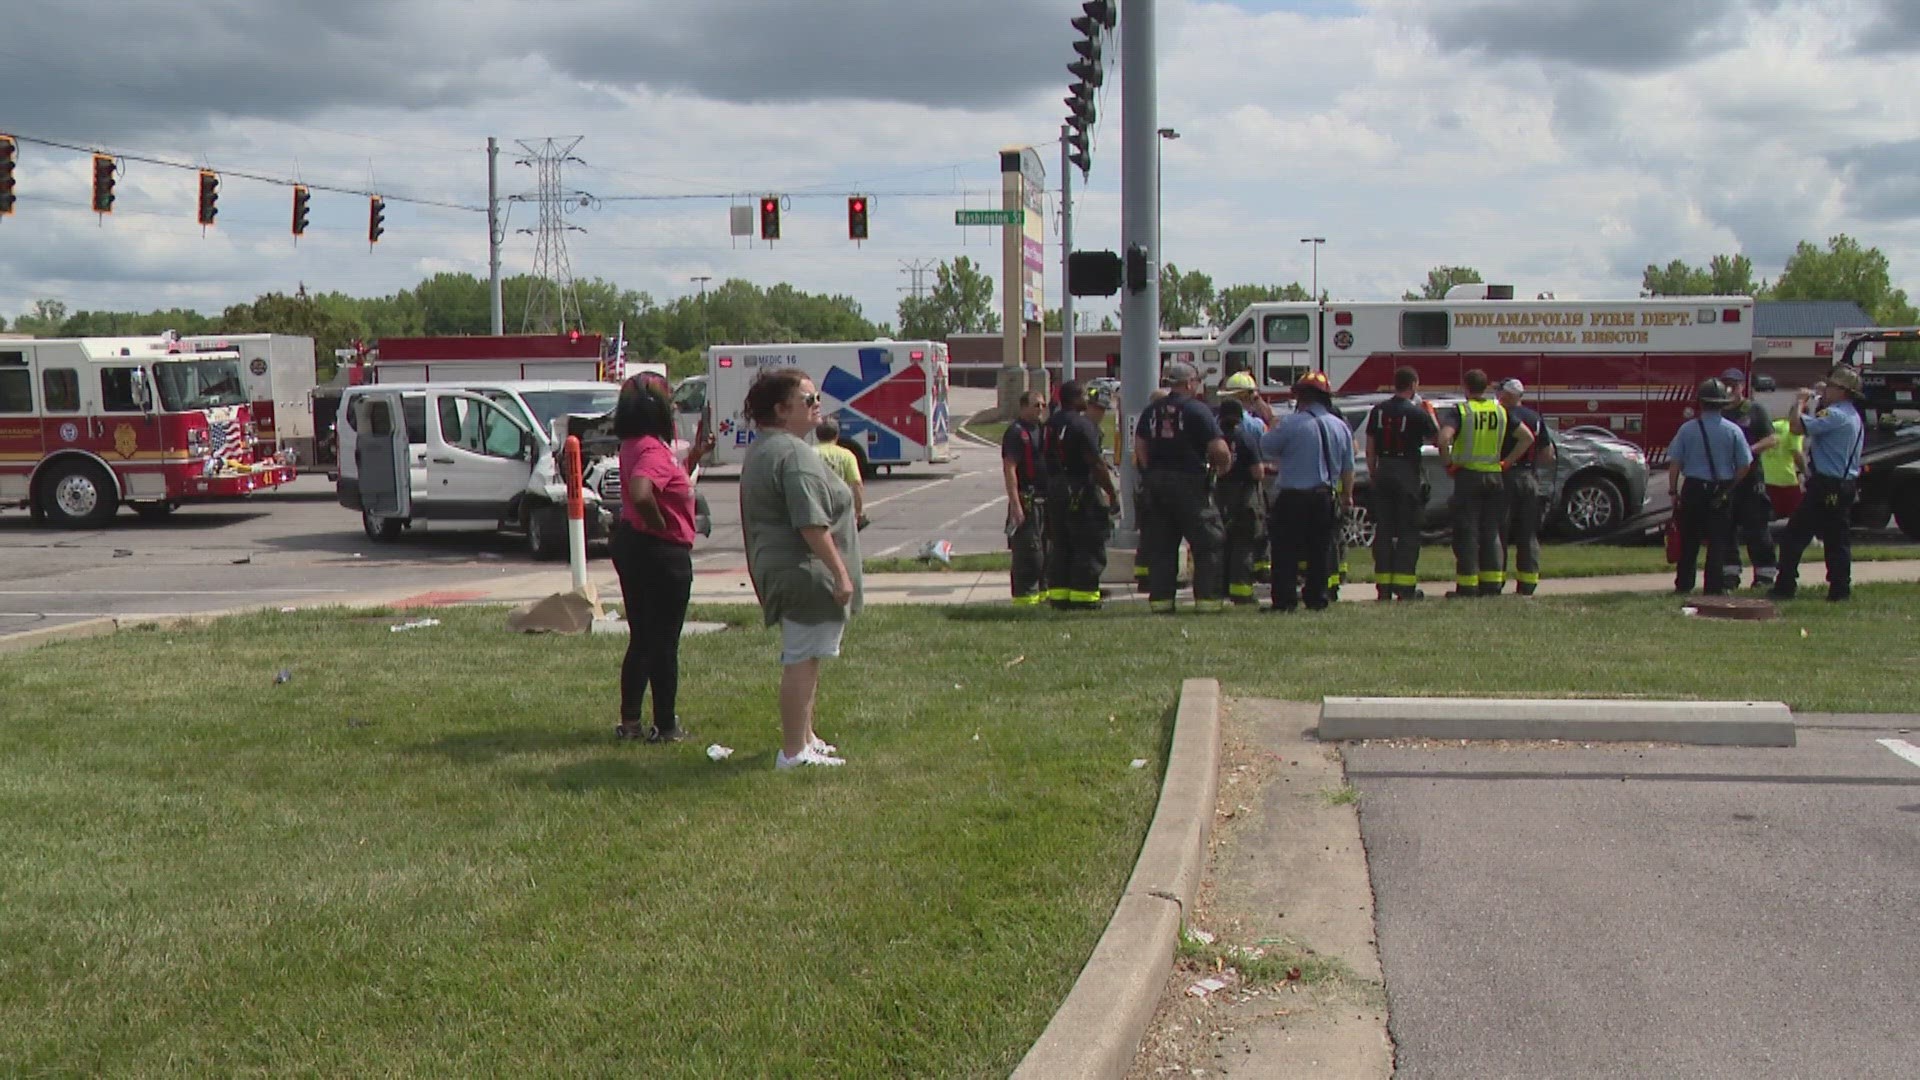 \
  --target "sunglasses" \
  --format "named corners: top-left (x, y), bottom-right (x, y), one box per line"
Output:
top-left (797, 392), bottom-right (821, 406)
